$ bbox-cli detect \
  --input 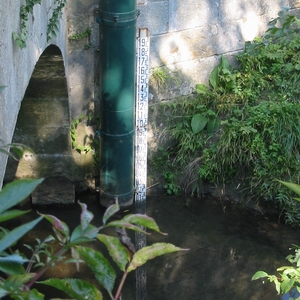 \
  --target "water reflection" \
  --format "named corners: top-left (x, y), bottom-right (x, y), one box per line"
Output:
top-left (145, 194), bottom-right (300, 300)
